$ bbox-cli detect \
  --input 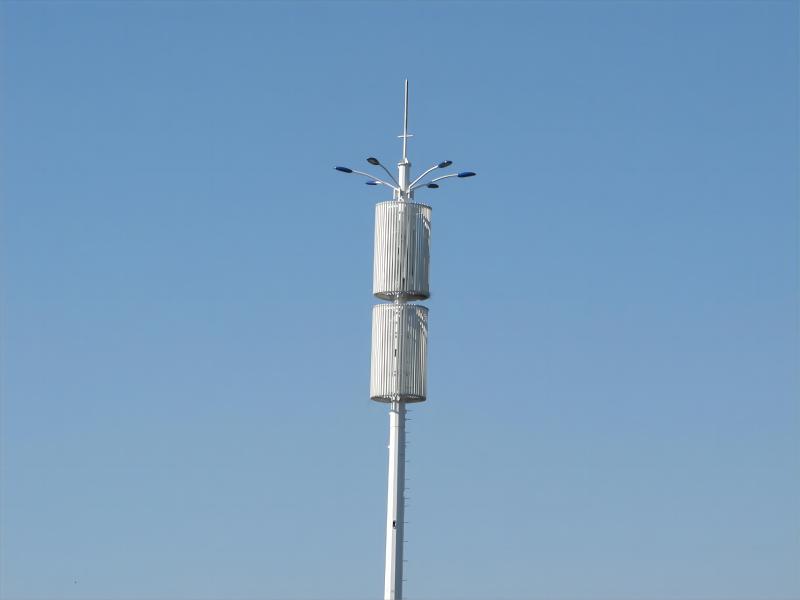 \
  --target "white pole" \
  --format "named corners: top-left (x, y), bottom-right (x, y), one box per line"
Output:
top-left (402, 79), bottom-right (409, 161)
top-left (384, 399), bottom-right (406, 600)
top-left (398, 79), bottom-right (411, 201)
